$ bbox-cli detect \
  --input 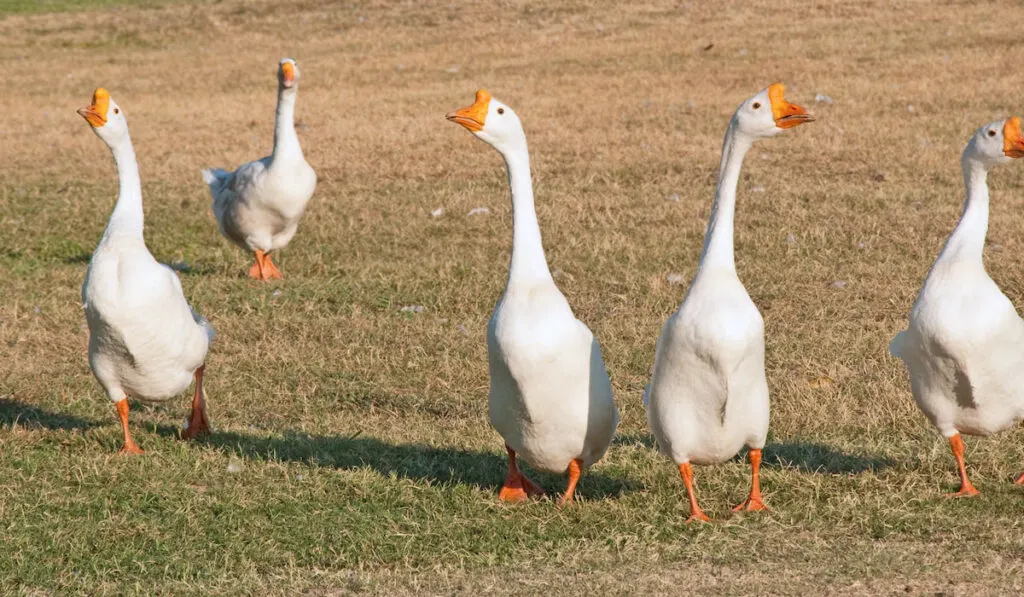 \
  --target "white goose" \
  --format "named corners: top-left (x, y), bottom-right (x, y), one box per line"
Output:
top-left (202, 58), bottom-right (316, 281)
top-left (890, 116), bottom-right (1024, 495)
top-left (78, 88), bottom-right (215, 453)
top-left (447, 90), bottom-right (619, 505)
top-left (645, 84), bottom-right (813, 521)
